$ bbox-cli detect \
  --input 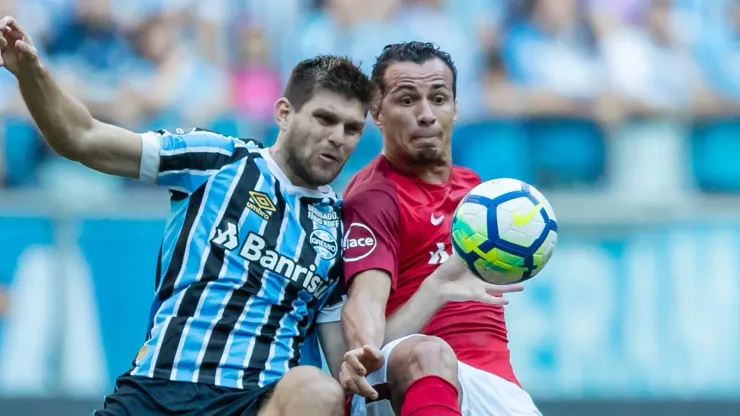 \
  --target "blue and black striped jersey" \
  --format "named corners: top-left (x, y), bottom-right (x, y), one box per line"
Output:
top-left (131, 128), bottom-right (344, 389)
